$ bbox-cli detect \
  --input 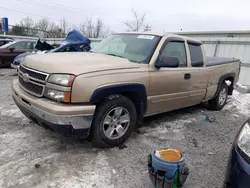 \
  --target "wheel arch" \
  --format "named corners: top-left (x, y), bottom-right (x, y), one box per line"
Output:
top-left (90, 84), bottom-right (147, 119)
top-left (215, 72), bottom-right (235, 97)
